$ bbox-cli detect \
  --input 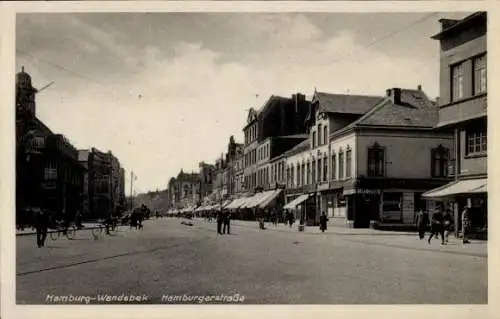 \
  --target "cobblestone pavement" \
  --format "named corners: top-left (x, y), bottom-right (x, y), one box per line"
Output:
top-left (16, 218), bottom-right (487, 304)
